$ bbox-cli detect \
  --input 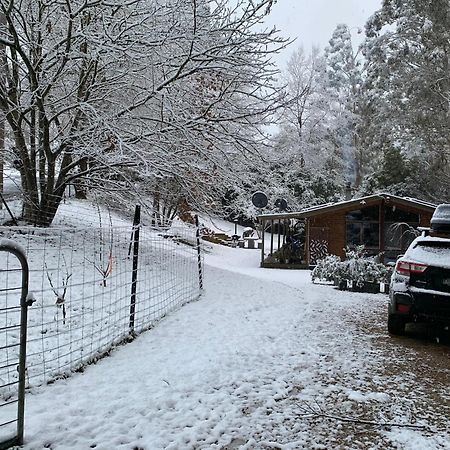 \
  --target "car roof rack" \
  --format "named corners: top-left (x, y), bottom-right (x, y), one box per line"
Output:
top-left (417, 227), bottom-right (430, 237)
